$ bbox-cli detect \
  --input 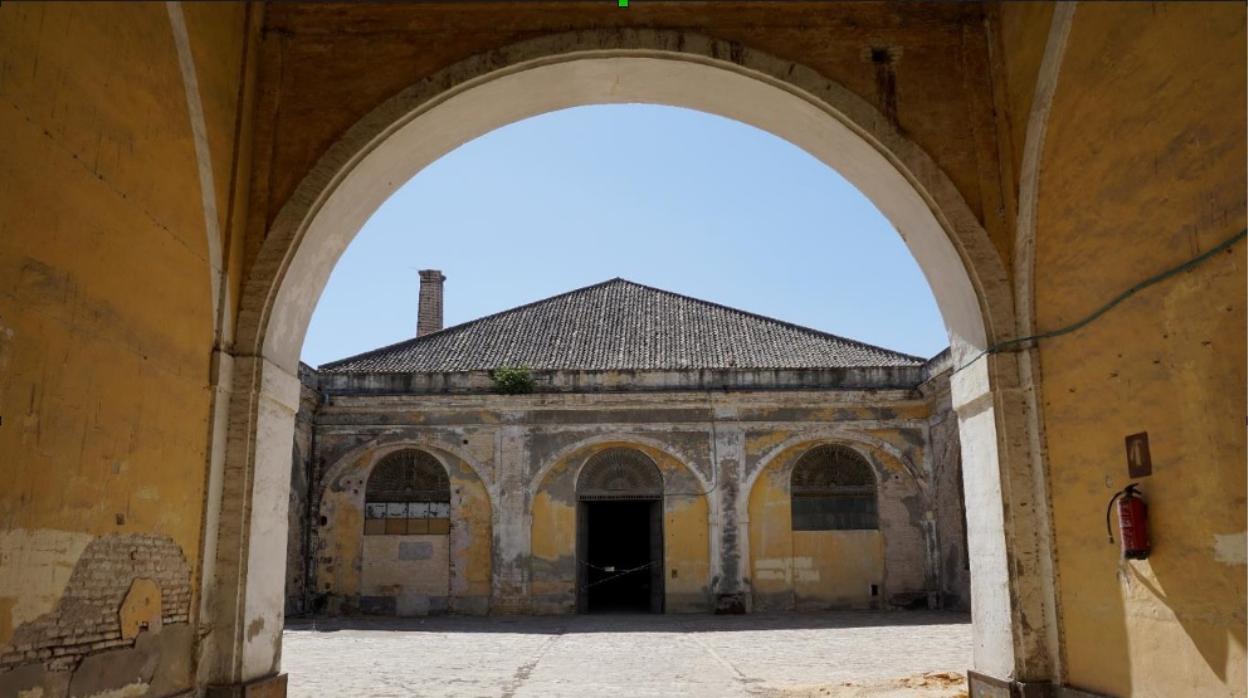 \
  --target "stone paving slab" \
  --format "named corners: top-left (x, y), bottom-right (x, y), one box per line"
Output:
top-left (283, 611), bottom-right (971, 697)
